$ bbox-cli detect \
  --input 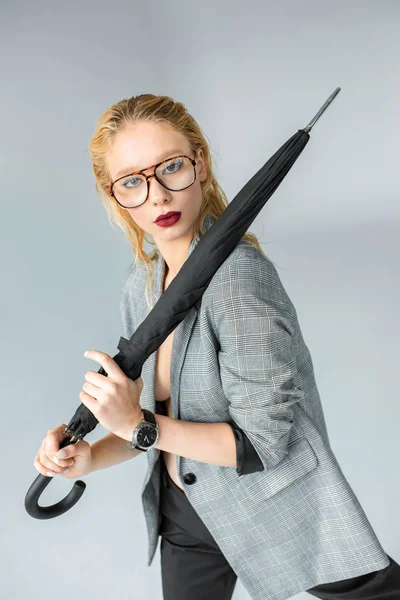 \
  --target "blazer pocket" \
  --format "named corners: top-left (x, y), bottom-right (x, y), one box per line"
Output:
top-left (244, 437), bottom-right (318, 503)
